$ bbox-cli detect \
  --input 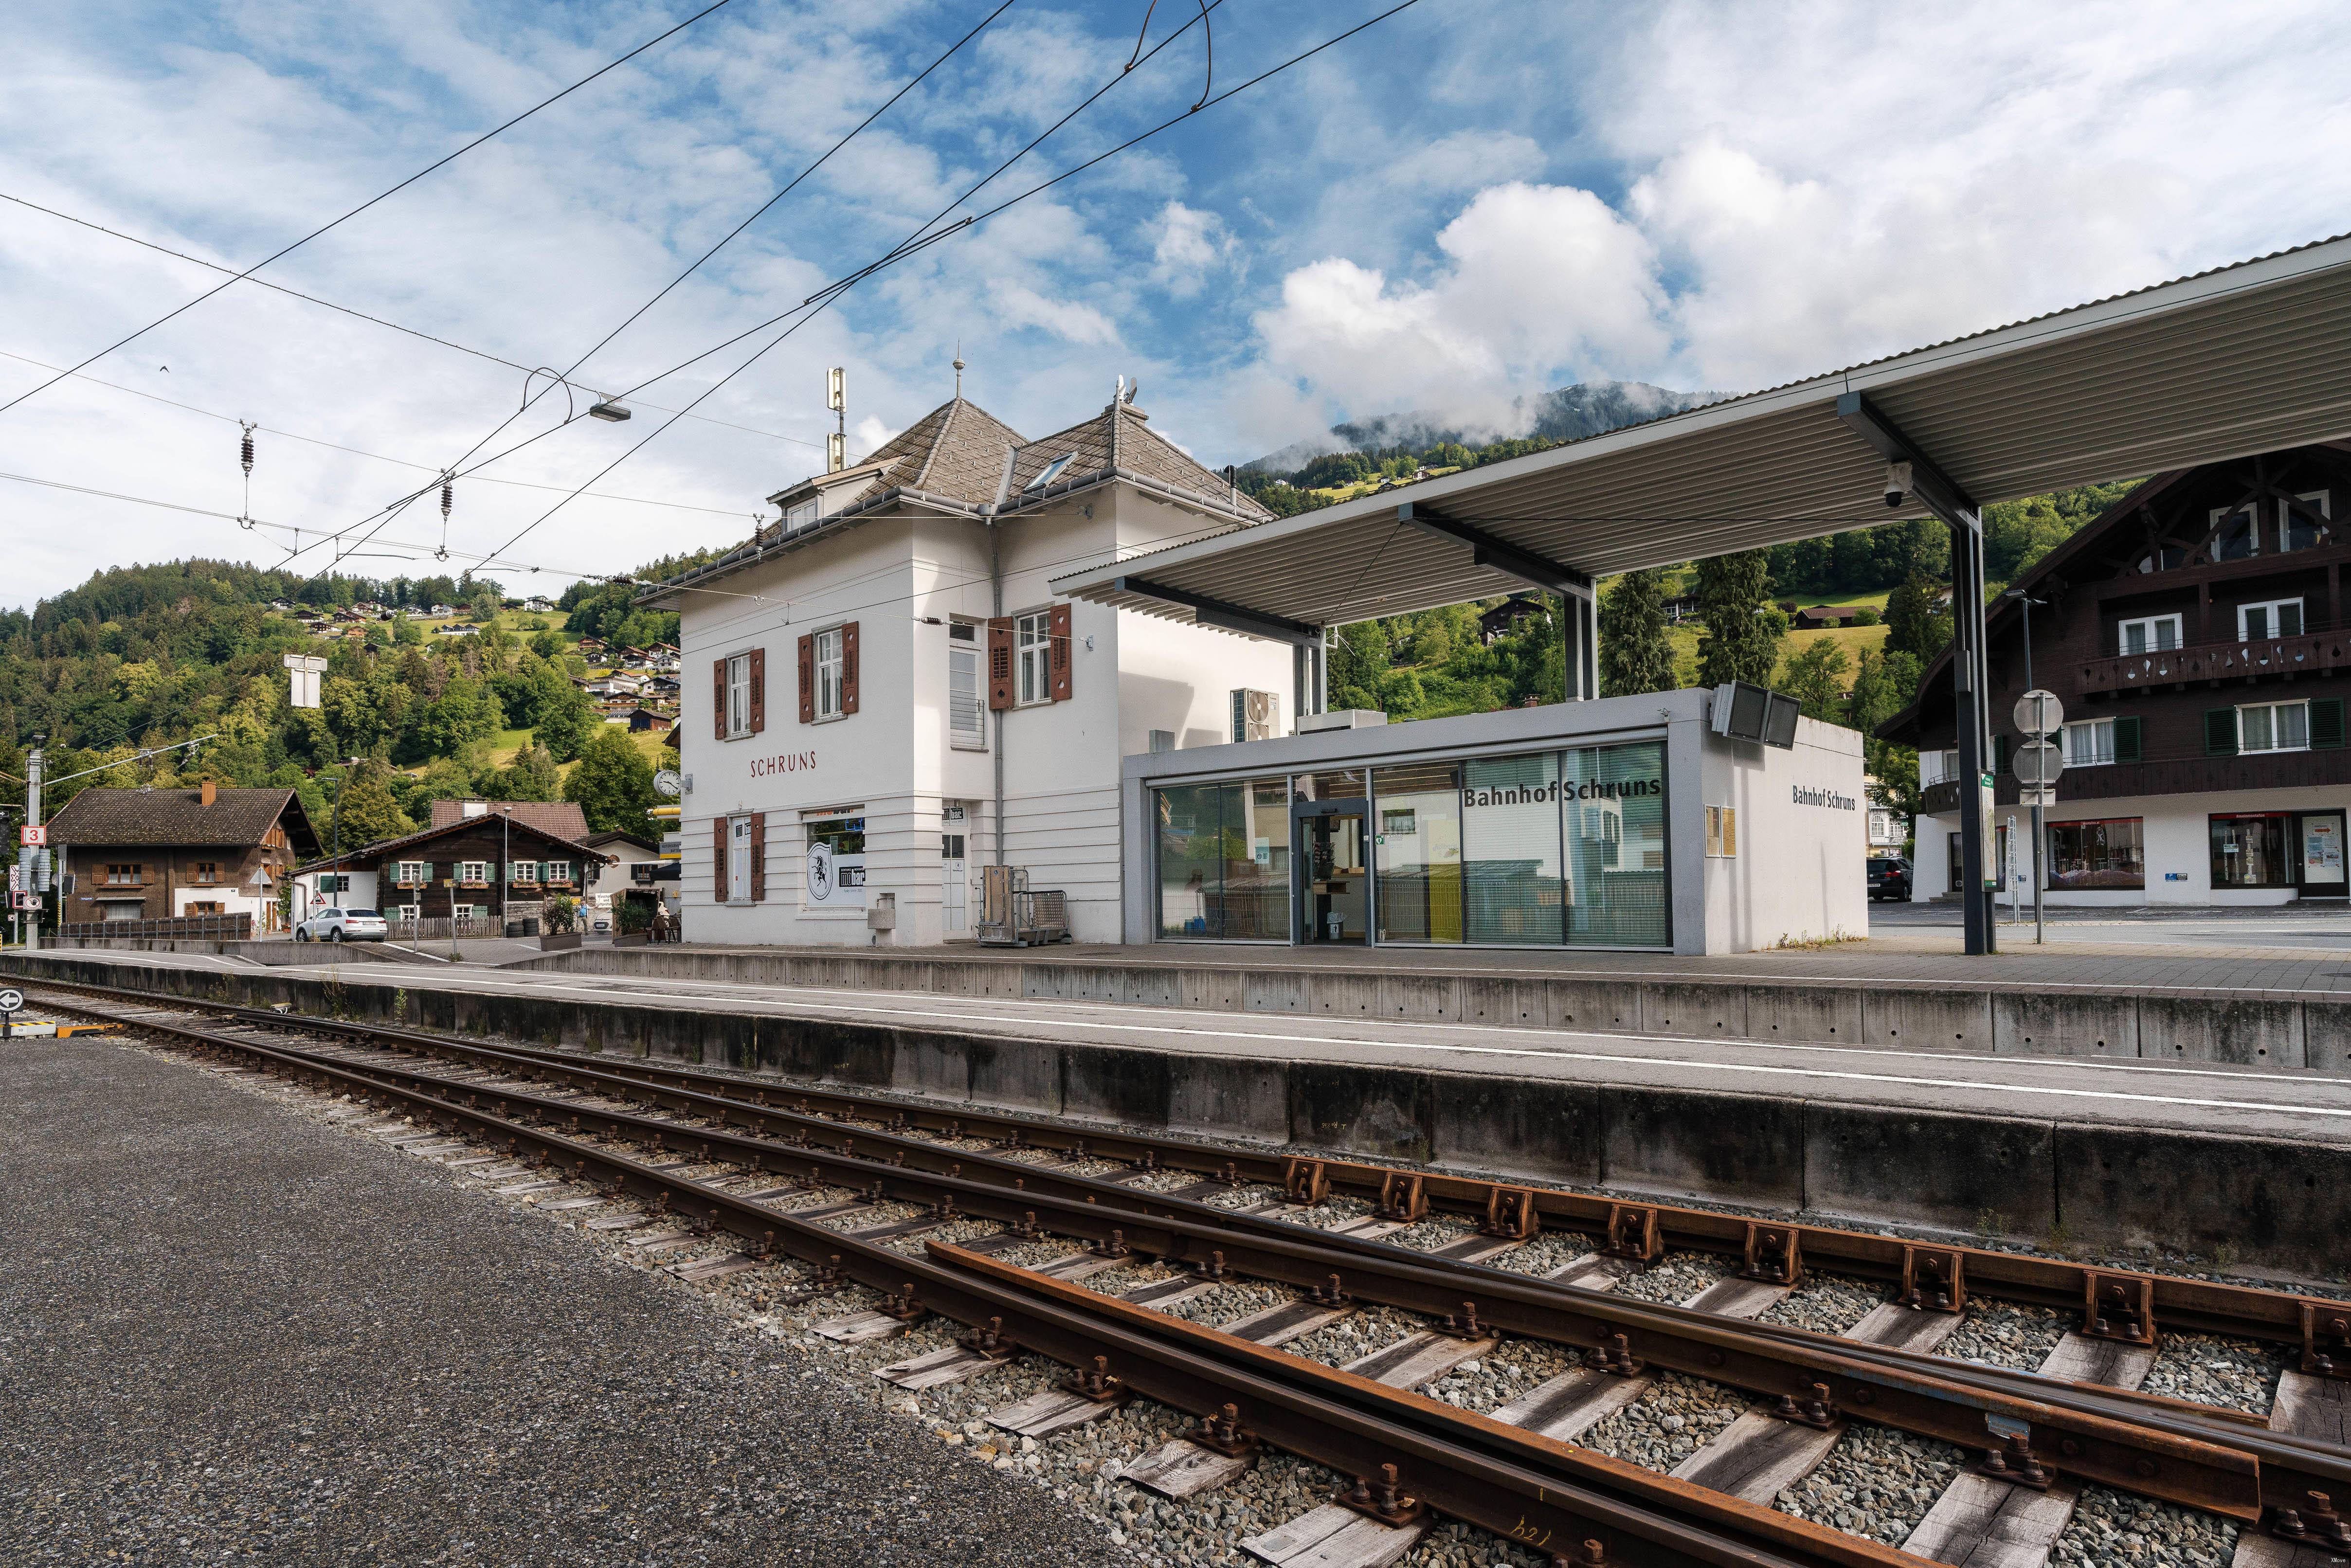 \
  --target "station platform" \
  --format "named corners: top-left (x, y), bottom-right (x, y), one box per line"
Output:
top-left (12, 942), bottom-right (2351, 1279)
